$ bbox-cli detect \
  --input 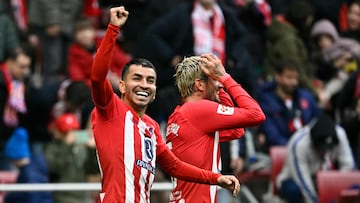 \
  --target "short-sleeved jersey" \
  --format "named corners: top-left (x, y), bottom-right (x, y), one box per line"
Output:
top-left (92, 93), bottom-right (168, 203)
